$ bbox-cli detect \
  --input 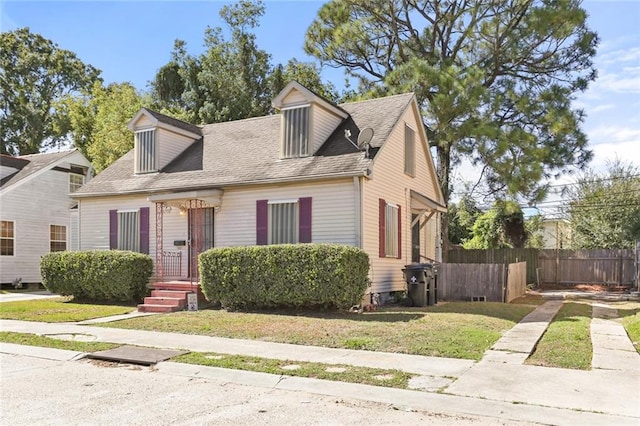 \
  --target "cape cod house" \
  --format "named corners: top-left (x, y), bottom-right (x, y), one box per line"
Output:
top-left (0, 149), bottom-right (92, 286)
top-left (73, 82), bottom-right (446, 310)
